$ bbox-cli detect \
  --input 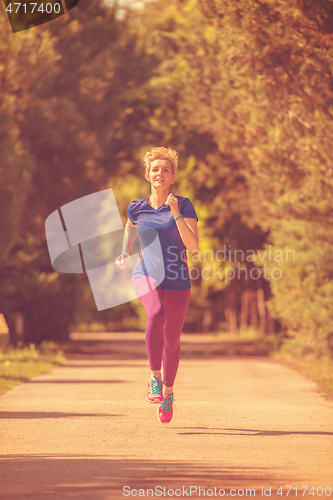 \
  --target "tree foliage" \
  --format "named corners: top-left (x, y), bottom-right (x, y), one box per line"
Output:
top-left (0, 0), bottom-right (158, 342)
top-left (129, 0), bottom-right (333, 353)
